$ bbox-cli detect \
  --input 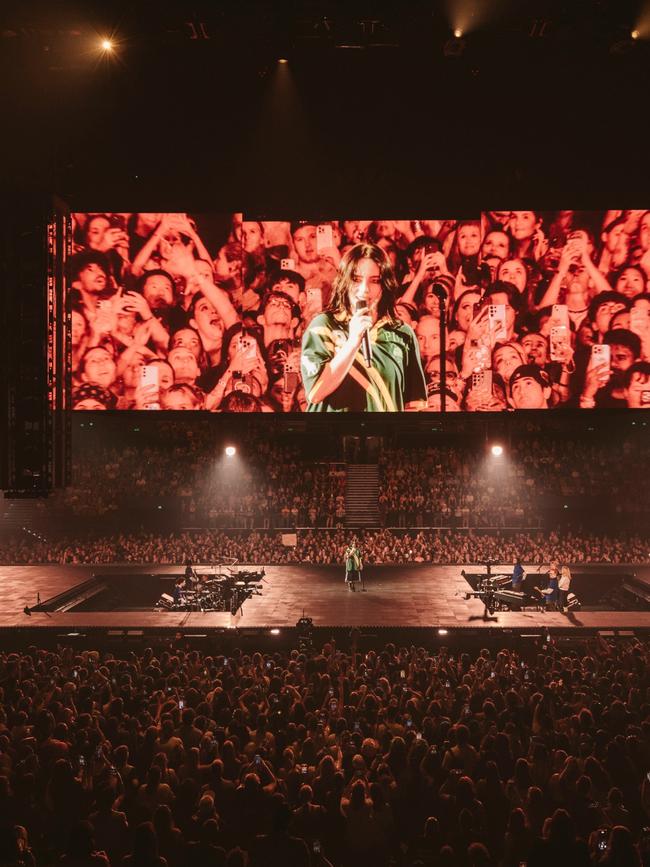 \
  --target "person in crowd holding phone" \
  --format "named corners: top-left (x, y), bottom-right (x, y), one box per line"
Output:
top-left (301, 244), bottom-right (427, 412)
top-left (344, 539), bottom-right (363, 591)
top-left (598, 215), bottom-right (630, 274)
top-left (291, 221), bottom-right (339, 288)
top-left (450, 289), bottom-right (484, 336)
top-left (534, 231), bottom-right (612, 317)
top-left (397, 237), bottom-right (448, 317)
top-left (264, 338), bottom-right (306, 412)
top-left (205, 325), bottom-right (269, 411)
top-left (83, 213), bottom-right (130, 284)
top-left (588, 293), bottom-right (630, 344)
top-left (580, 329), bottom-right (642, 408)
top-left (130, 213), bottom-right (212, 279)
top-left (462, 372), bottom-right (509, 412)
